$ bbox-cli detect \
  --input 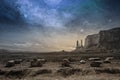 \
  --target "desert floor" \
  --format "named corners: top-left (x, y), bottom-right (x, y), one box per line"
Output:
top-left (0, 52), bottom-right (120, 80)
